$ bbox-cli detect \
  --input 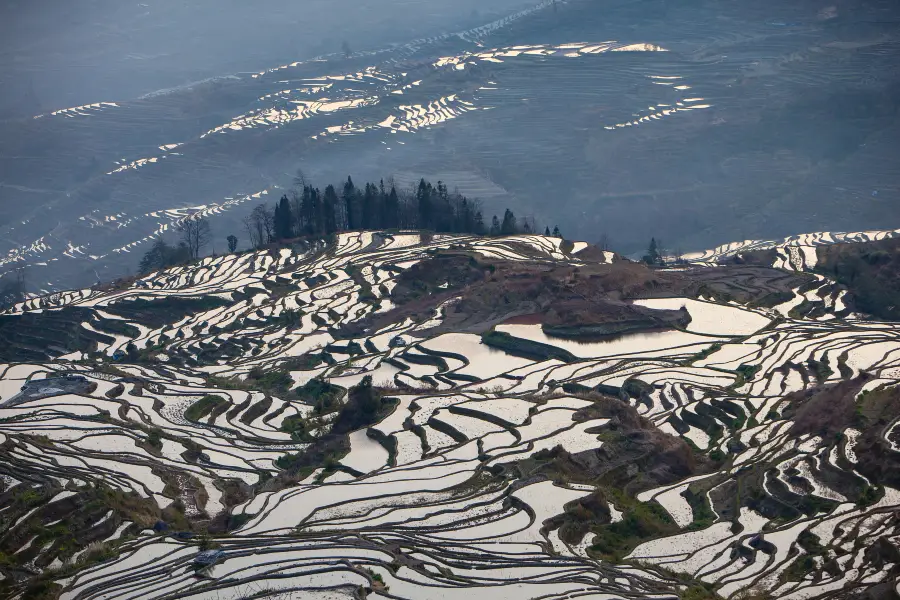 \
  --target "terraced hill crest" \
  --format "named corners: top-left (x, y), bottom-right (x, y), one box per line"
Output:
top-left (0, 231), bottom-right (899, 600)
